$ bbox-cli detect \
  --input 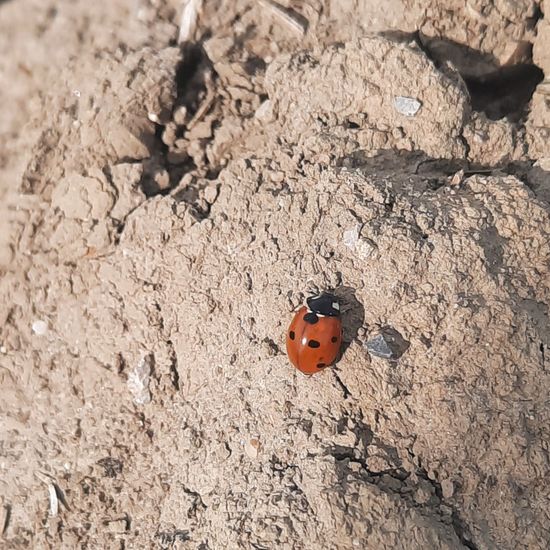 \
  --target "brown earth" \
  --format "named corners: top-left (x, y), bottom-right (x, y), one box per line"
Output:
top-left (1, 1), bottom-right (550, 549)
